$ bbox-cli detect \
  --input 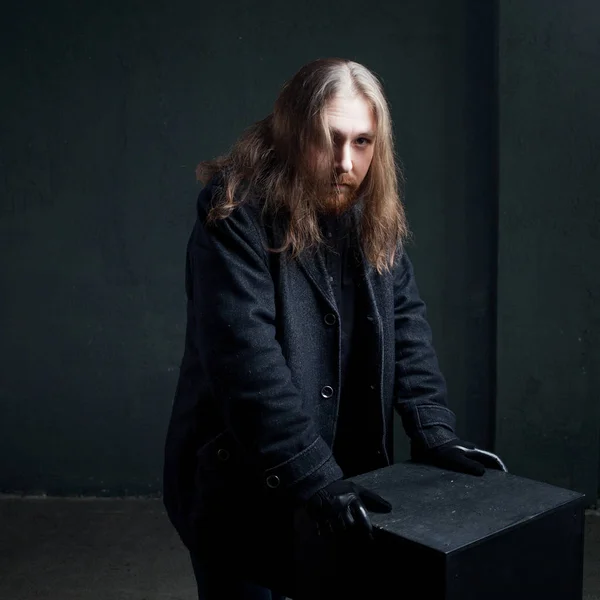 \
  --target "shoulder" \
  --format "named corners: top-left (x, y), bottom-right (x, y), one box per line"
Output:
top-left (392, 245), bottom-right (416, 286)
top-left (192, 175), bottom-right (272, 257)
top-left (196, 173), bottom-right (266, 222)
